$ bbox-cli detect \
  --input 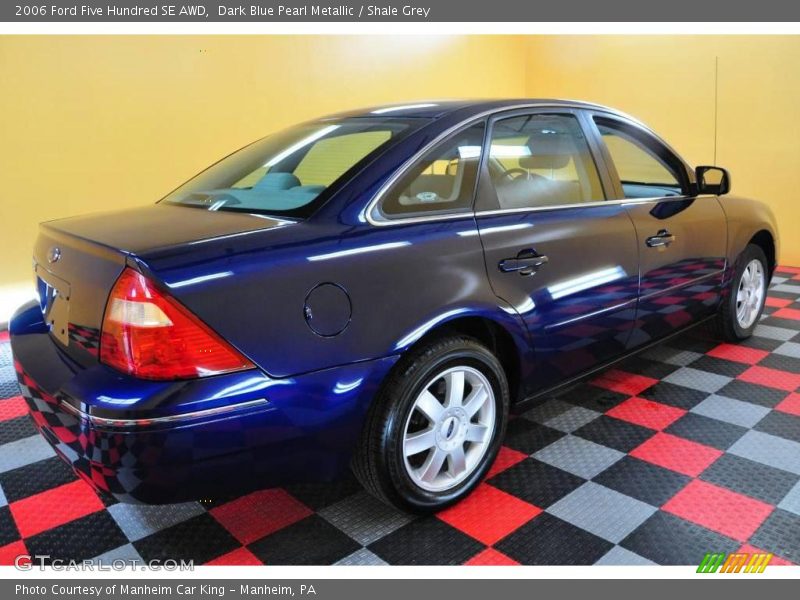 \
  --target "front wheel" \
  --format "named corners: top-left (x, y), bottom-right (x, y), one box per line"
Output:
top-left (718, 244), bottom-right (769, 341)
top-left (352, 336), bottom-right (509, 512)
